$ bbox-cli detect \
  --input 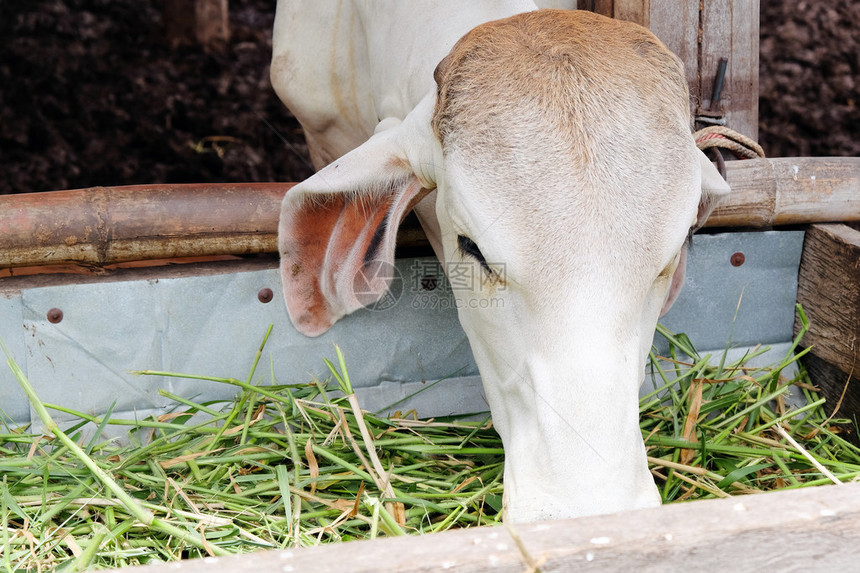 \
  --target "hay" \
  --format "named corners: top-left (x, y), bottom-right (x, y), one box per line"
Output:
top-left (2, 311), bottom-right (859, 570)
